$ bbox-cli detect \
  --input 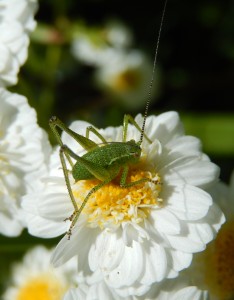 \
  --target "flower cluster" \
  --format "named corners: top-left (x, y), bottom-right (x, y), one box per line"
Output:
top-left (0, 1), bottom-right (232, 299)
top-left (0, 0), bottom-right (50, 237)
